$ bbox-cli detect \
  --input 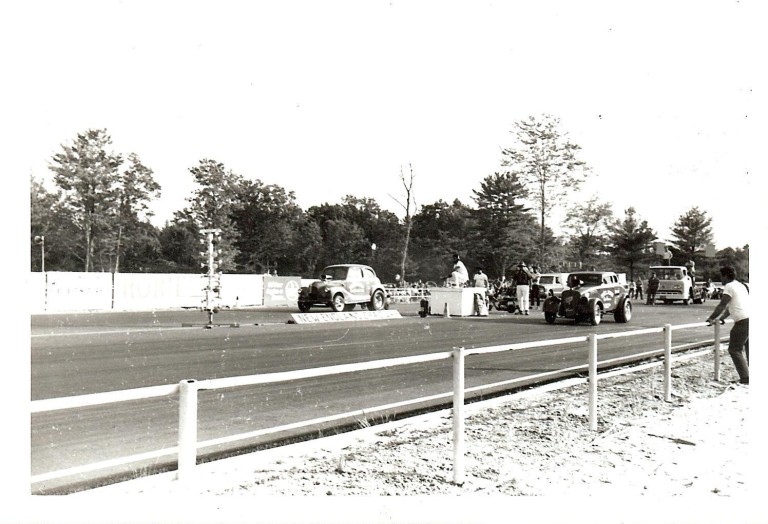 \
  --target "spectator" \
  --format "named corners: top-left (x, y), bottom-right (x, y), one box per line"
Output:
top-left (647, 272), bottom-right (660, 305)
top-left (635, 276), bottom-right (644, 301)
top-left (629, 279), bottom-right (636, 298)
top-left (473, 267), bottom-right (489, 289)
top-left (706, 266), bottom-right (749, 384)
top-left (529, 265), bottom-right (542, 310)
top-left (513, 262), bottom-right (533, 315)
top-left (686, 260), bottom-right (696, 283)
top-left (447, 254), bottom-right (468, 287)
top-left (472, 267), bottom-right (490, 314)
